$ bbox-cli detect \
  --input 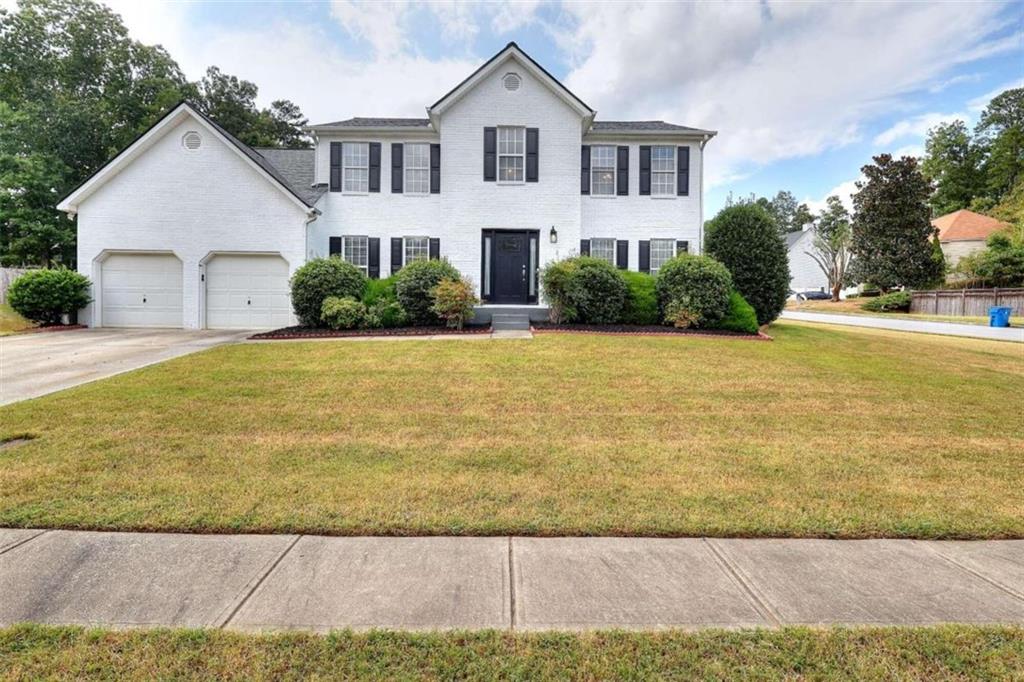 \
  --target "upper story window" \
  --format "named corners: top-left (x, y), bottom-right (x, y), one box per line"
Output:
top-left (405, 143), bottom-right (430, 195)
top-left (591, 238), bottom-right (615, 265)
top-left (591, 146), bottom-right (615, 196)
top-left (343, 142), bottom-right (369, 193)
top-left (651, 146), bottom-right (675, 196)
top-left (497, 126), bottom-right (525, 183)
top-left (342, 235), bottom-right (369, 275)
top-left (650, 238), bottom-right (676, 274)
top-left (404, 236), bottom-right (429, 264)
